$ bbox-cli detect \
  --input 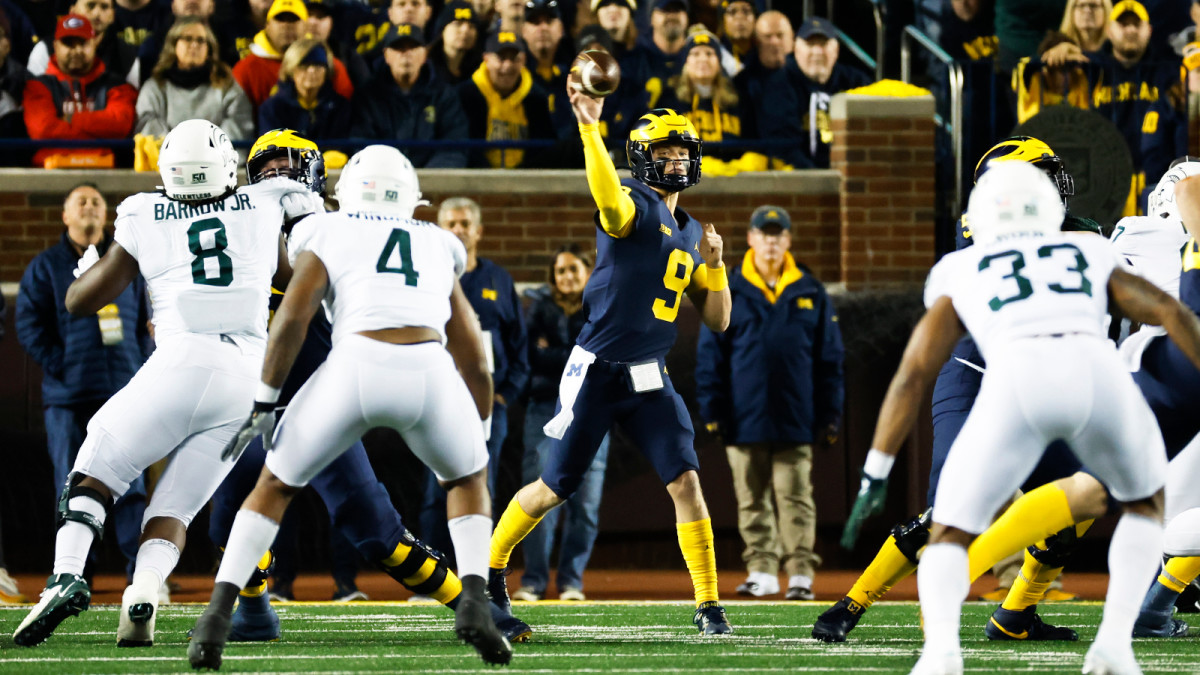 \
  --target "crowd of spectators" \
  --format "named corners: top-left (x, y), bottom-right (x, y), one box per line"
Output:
top-left (0, 0), bottom-right (877, 170)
